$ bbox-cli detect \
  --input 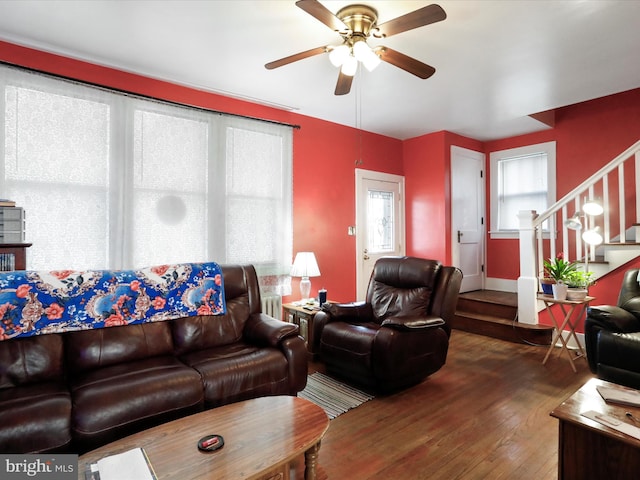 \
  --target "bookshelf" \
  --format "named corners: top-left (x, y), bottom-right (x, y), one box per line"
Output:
top-left (0, 243), bottom-right (31, 271)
